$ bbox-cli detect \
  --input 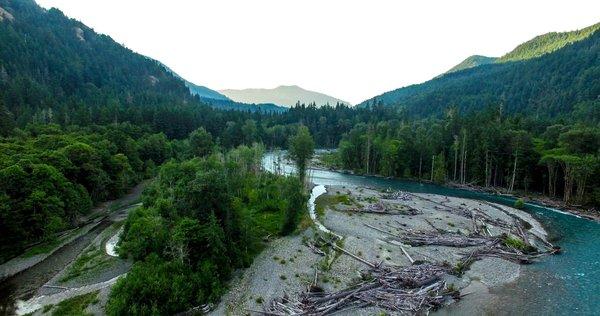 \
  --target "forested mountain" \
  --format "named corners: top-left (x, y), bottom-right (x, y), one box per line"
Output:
top-left (444, 55), bottom-right (497, 74)
top-left (0, 0), bottom-right (196, 123)
top-left (0, 0), bottom-right (282, 129)
top-left (358, 24), bottom-right (600, 118)
top-left (220, 85), bottom-right (351, 108)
